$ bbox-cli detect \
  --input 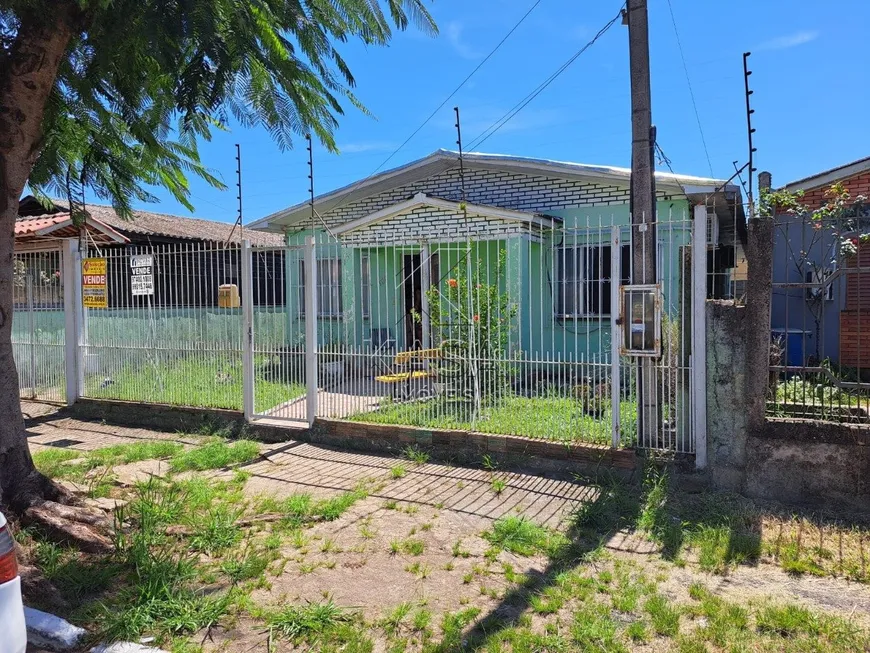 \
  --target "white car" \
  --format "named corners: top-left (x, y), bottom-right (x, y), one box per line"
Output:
top-left (0, 511), bottom-right (27, 653)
